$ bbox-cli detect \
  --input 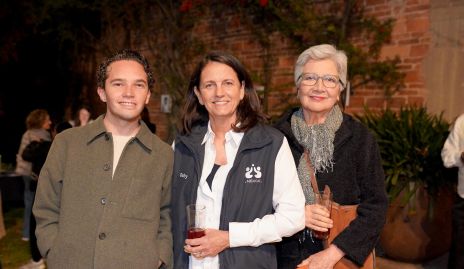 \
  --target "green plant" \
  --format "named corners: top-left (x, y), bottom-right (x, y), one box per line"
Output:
top-left (356, 106), bottom-right (454, 205)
